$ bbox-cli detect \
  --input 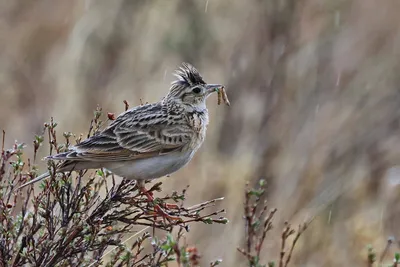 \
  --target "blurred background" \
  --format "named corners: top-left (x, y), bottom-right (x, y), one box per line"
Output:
top-left (1, 0), bottom-right (400, 265)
